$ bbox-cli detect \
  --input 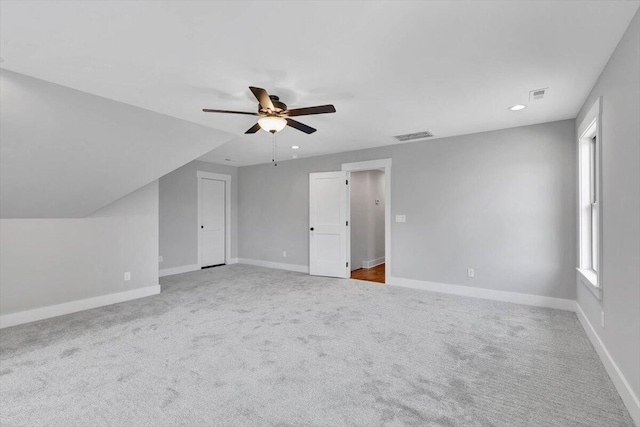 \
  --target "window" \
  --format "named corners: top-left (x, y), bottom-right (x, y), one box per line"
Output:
top-left (578, 118), bottom-right (600, 293)
top-left (589, 136), bottom-right (598, 273)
